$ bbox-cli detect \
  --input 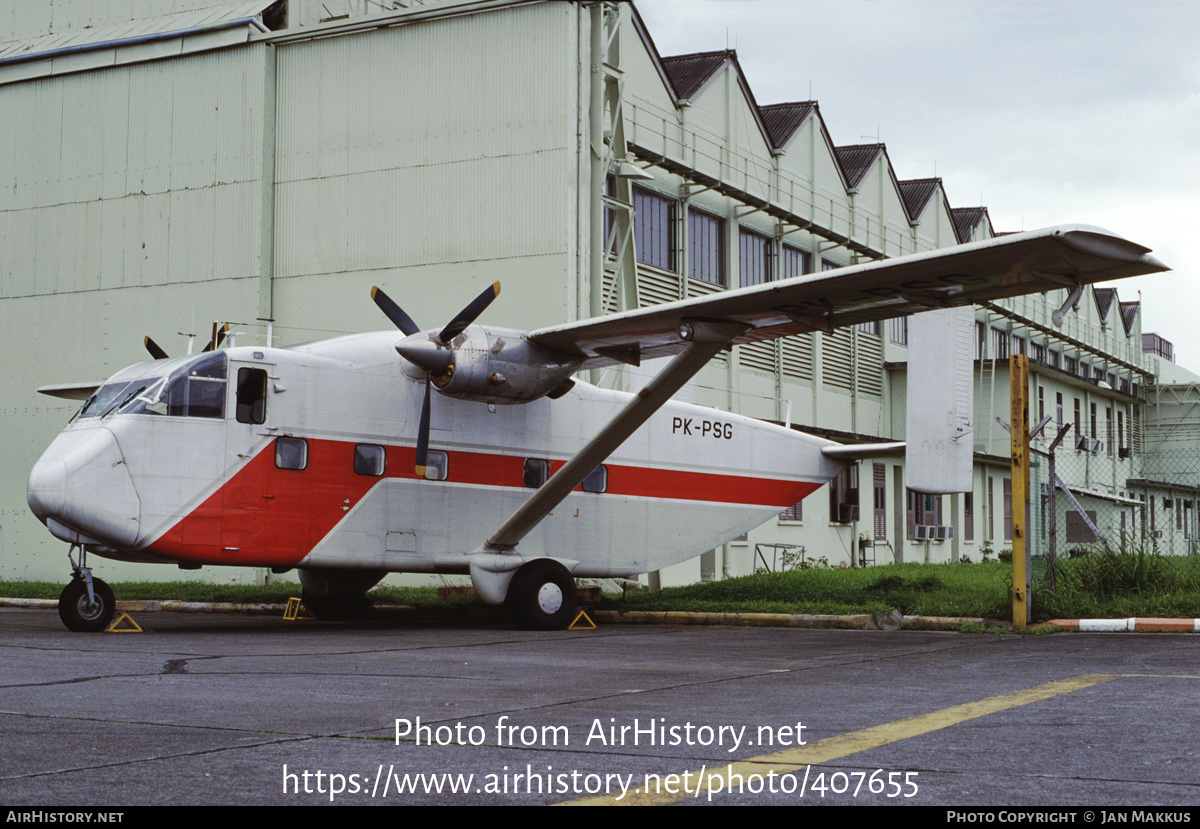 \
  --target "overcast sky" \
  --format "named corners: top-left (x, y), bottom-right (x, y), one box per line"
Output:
top-left (633, 0), bottom-right (1200, 365)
